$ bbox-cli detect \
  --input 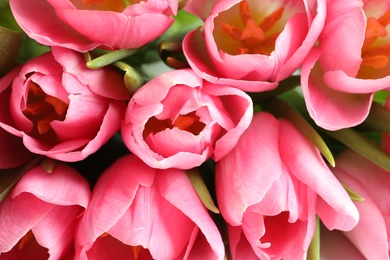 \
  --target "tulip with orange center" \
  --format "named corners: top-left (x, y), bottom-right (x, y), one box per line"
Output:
top-left (121, 68), bottom-right (253, 169)
top-left (0, 47), bottom-right (128, 162)
top-left (183, 0), bottom-right (326, 91)
top-left (301, 0), bottom-right (390, 130)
